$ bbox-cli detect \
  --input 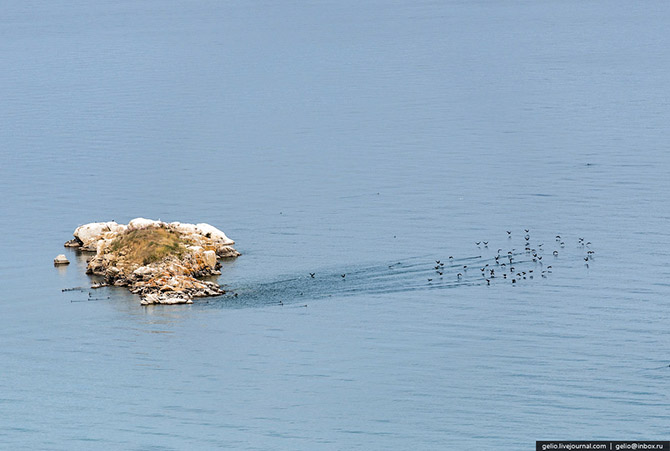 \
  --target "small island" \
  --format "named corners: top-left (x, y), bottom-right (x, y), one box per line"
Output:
top-left (64, 218), bottom-right (240, 305)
